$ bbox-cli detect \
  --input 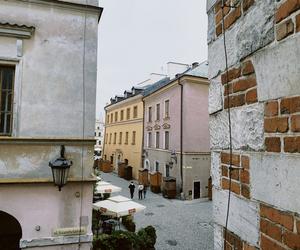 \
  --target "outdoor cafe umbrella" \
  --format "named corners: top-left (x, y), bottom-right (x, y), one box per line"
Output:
top-left (95, 181), bottom-right (122, 194)
top-left (92, 195), bottom-right (146, 217)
